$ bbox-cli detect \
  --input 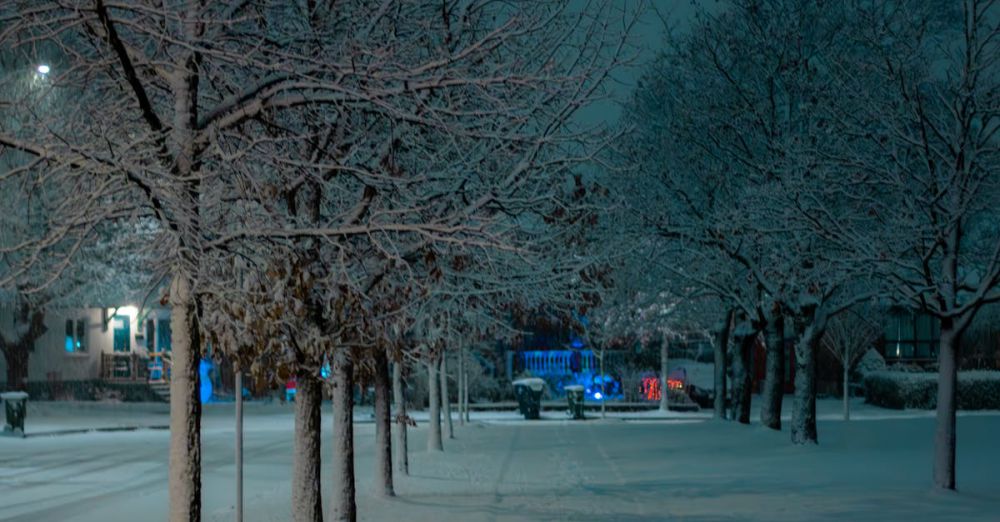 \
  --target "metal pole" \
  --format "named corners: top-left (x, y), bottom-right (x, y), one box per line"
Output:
top-left (600, 345), bottom-right (606, 419)
top-left (464, 346), bottom-right (470, 423)
top-left (458, 346), bottom-right (466, 425)
top-left (235, 369), bottom-right (243, 522)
